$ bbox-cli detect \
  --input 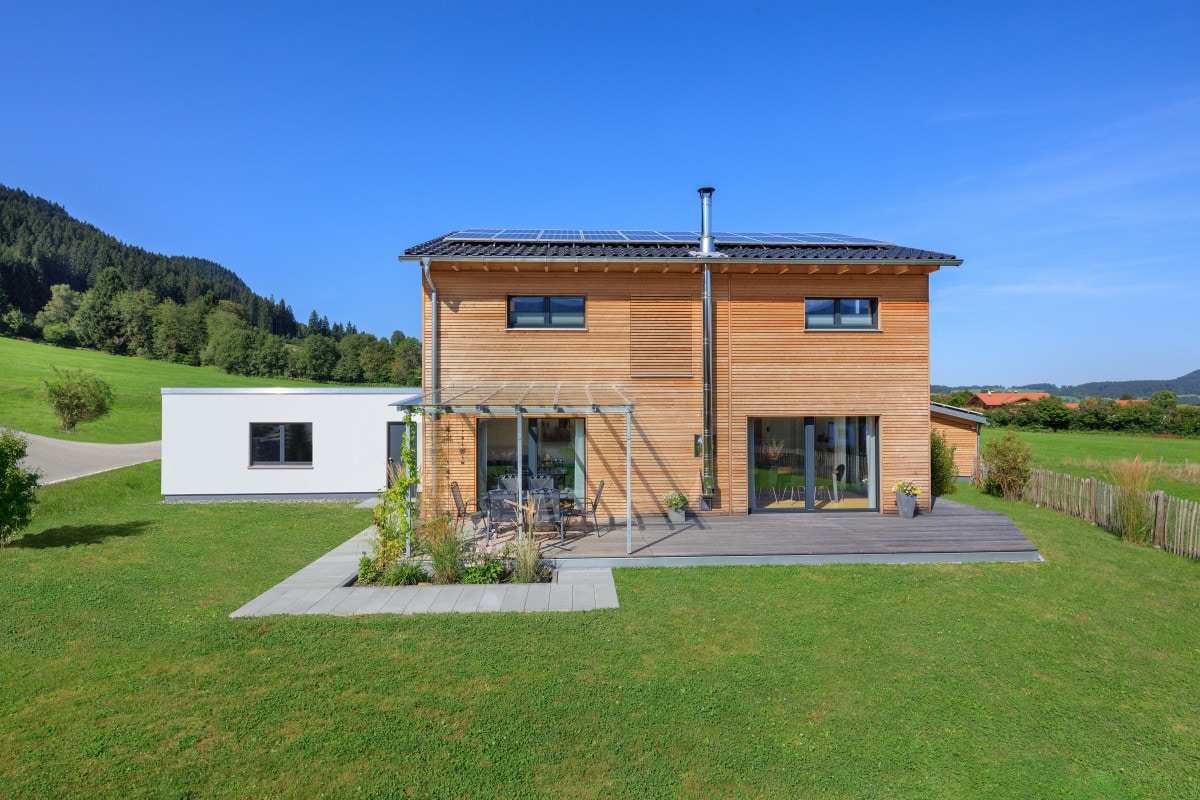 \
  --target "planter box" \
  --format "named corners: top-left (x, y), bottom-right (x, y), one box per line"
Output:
top-left (895, 492), bottom-right (917, 518)
top-left (667, 508), bottom-right (686, 524)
